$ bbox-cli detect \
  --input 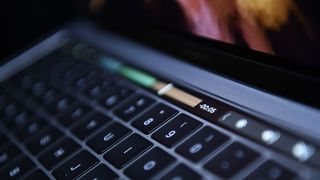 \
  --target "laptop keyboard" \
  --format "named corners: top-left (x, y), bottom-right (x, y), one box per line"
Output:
top-left (0, 45), bottom-right (316, 179)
